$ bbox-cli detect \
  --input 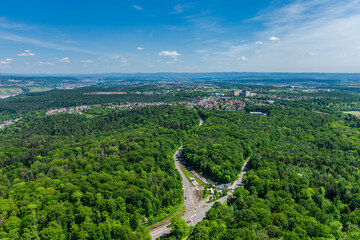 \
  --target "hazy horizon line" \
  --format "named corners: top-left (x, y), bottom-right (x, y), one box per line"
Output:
top-left (1, 71), bottom-right (360, 76)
